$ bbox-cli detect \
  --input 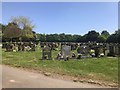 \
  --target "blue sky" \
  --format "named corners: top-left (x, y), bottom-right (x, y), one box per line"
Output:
top-left (2, 2), bottom-right (118, 35)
